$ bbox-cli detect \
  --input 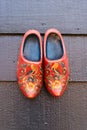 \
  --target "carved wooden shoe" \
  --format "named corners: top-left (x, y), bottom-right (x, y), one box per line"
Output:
top-left (17, 30), bottom-right (43, 98)
top-left (44, 29), bottom-right (69, 97)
